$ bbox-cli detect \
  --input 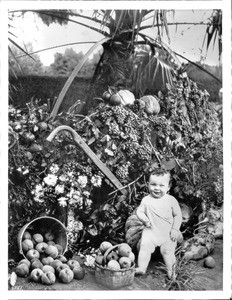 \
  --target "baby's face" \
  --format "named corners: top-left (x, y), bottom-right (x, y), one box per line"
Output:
top-left (148, 173), bottom-right (170, 198)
